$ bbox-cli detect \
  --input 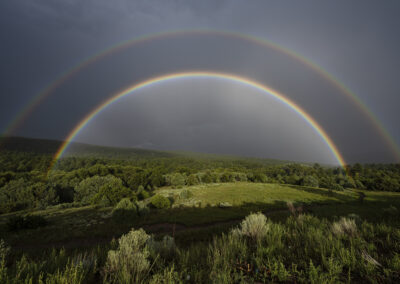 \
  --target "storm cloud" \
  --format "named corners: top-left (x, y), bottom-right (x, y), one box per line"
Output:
top-left (1, 0), bottom-right (399, 164)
